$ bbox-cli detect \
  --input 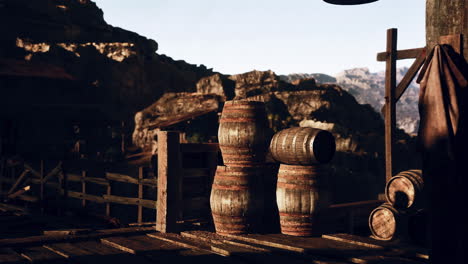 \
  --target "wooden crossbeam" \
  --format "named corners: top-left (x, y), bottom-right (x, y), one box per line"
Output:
top-left (376, 47), bottom-right (426, 61)
top-left (7, 169), bottom-right (29, 195)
